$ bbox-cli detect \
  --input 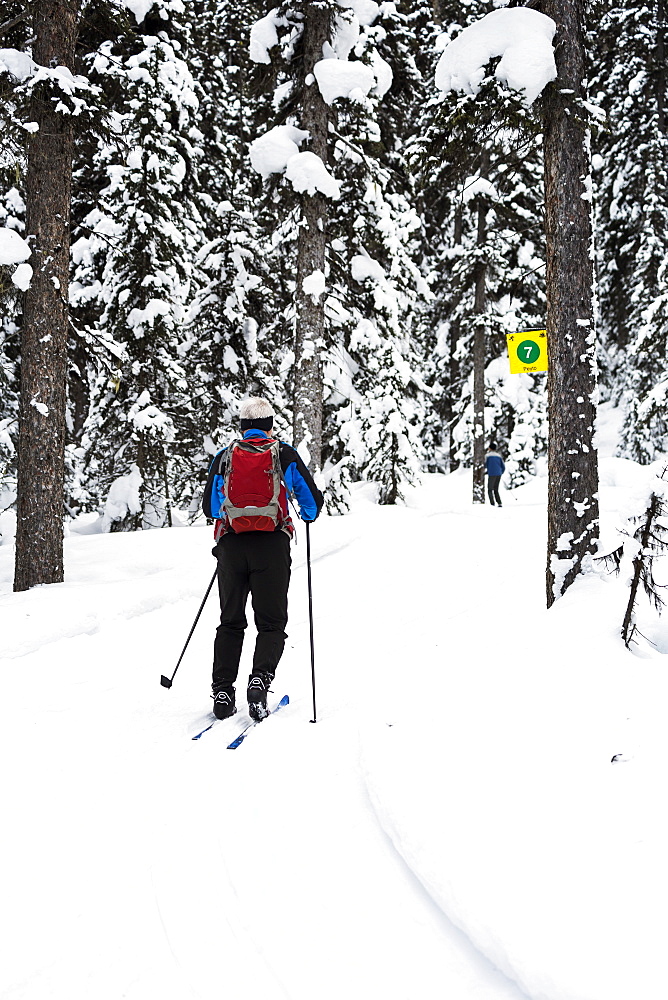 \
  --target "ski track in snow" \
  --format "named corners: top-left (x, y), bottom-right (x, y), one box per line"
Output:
top-left (1, 464), bottom-right (666, 1000)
